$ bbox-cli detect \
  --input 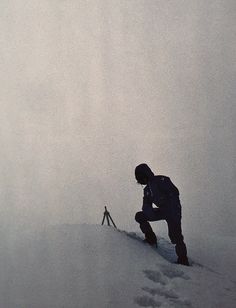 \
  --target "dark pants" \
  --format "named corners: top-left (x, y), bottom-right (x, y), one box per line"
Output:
top-left (135, 207), bottom-right (188, 261)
